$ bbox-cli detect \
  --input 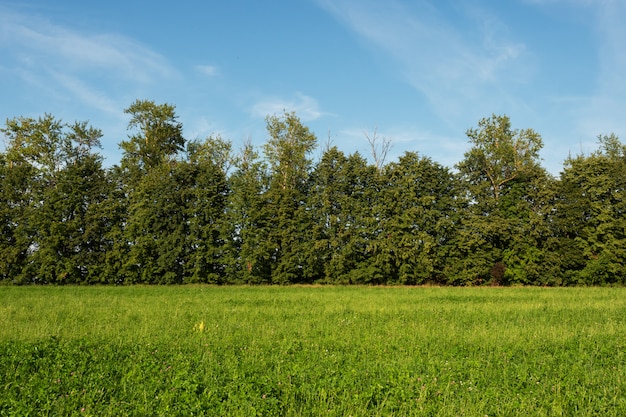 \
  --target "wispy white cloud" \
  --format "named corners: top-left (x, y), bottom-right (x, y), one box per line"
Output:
top-left (0, 6), bottom-right (175, 114)
top-left (548, 1), bottom-right (626, 140)
top-left (250, 92), bottom-right (325, 122)
top-left (316, 0), bottom-right (626, 173)
top-left (1, 14), bottom-right (174, 82)
top-left (51, 72), bottom-right (122, 115)
top-left (316, 0), bottom-right (530, 129)
top-left (593, 2), bottom-right (626, 96)
top-left (195, 65), bottom-right (219, 77)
